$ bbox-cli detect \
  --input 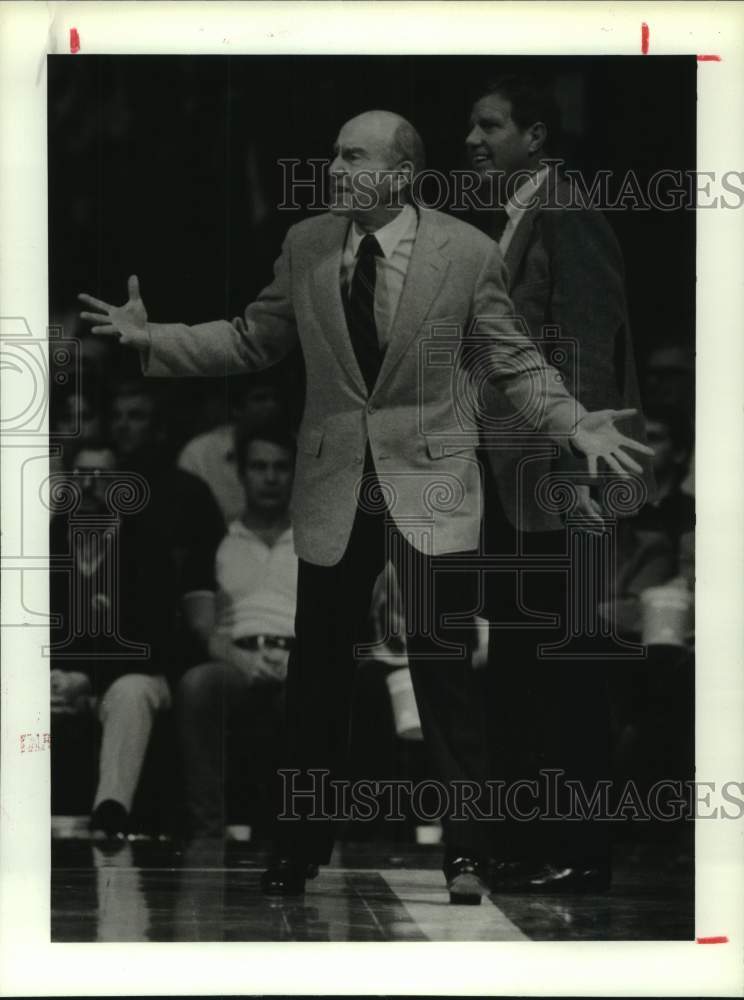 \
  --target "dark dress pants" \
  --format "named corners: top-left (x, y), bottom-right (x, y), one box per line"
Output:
top-left (481, 481), bottom-right (612, 868)
top-left (274, 452), bottom-right (489, 865)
